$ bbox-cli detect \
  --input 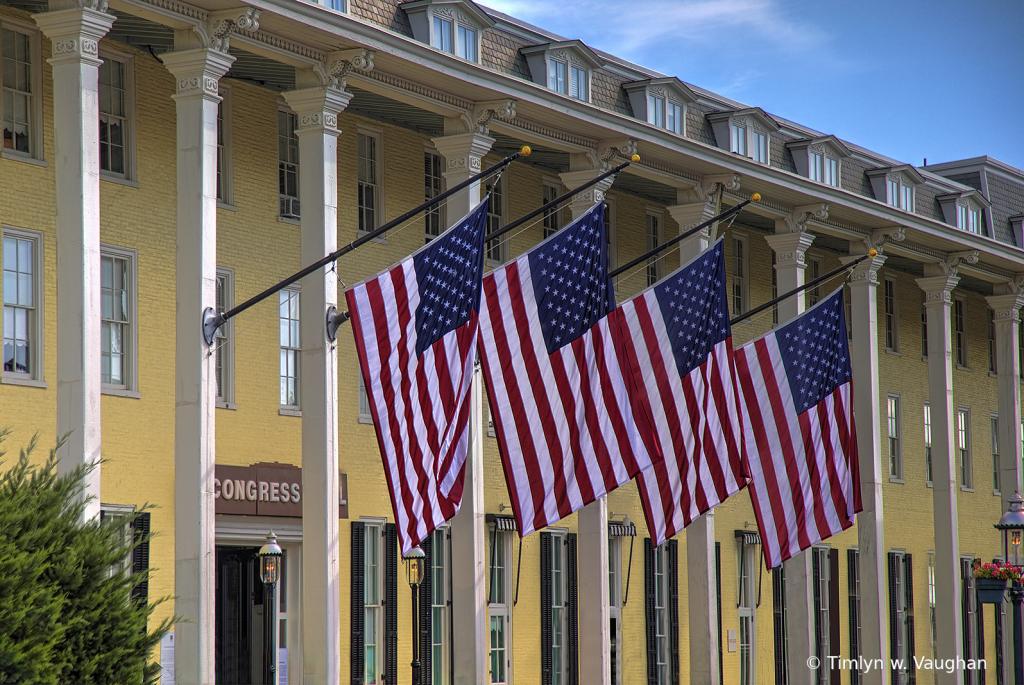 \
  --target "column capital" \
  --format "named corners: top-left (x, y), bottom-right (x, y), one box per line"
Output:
top-left (441, 100), bottom-right (516, 137)
top-left (764, 231), bottom-right (815, 267)
top-left (282, 87), bottom-right (352, 136)
top-left (160, 48), bottom-right (235, 101)
top-left (666, 200), bottom-right (716, 233)
top-left (560, 168), bottom-right (614, 209)
top-left (986, 292), bottom-right (1024, 322)
top-left (33, 6), bottom-right (115, 66)
top-left (431, 132), bottom-right (495, 175)
top-left (171, 7), bottom-right (260, 54)
top-left (916, 274), bottom-right (961, 306)
top-left (840, 253), bottom-right (887, 288)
